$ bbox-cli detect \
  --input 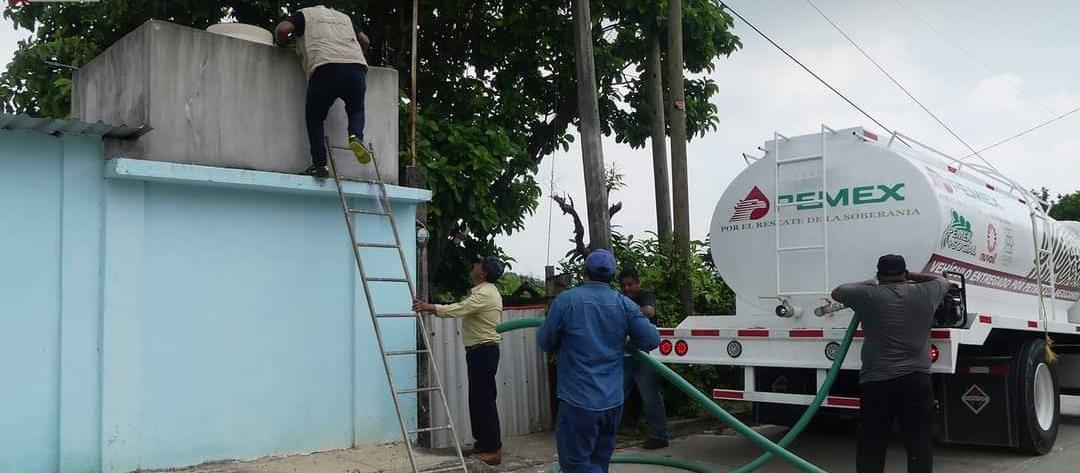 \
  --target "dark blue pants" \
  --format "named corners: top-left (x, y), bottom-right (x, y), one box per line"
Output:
top-left (466, 344), bottom-right (502, 453)
top-left (305, 63), bottom-right (367, 166)
top-left (555, 402), bottom-right (623, 473)
top-left (623, 357), bottom-right (668, 440)
top-left (857, 372), bottom-right (933, 473)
